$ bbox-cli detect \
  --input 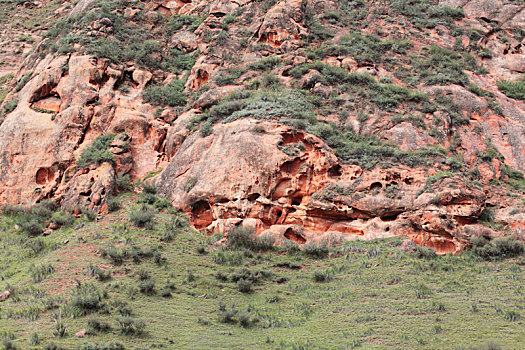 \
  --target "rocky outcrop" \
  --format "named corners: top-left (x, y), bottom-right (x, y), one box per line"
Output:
top-left (256, 0), bottom-right (308, 47)
top-left (0, 0), bottom-right (523, 254)
top-left (157, 118), bottom-right (498, 253)
top-left (0, 53), bottom-right (166, 208)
